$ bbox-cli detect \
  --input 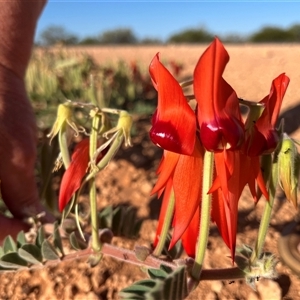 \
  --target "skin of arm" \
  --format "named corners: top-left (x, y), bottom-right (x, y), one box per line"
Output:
top-left (0, 0), bottom-right (54, 239)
